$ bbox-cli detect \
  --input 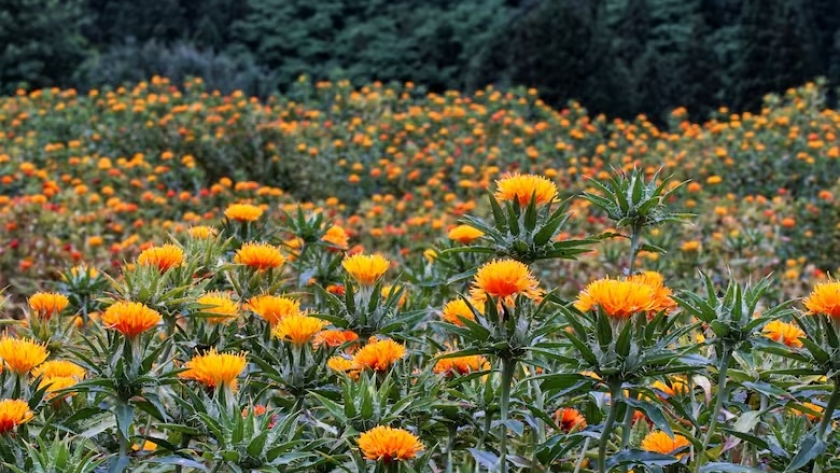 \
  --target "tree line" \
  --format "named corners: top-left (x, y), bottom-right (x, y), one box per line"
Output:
top-left (3, 0), bottom-right (840, 119)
